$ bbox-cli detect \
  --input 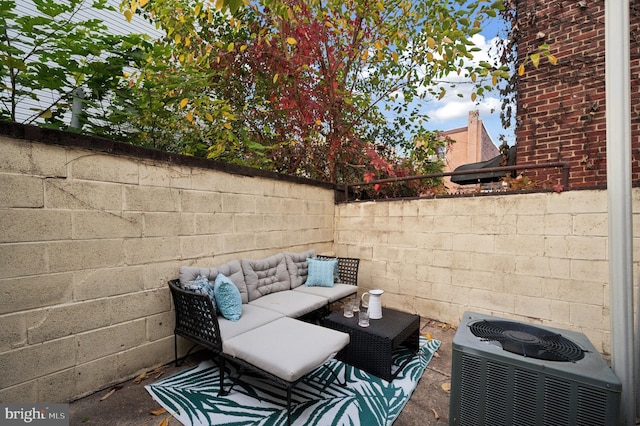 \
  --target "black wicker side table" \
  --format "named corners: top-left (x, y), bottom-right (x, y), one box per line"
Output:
top-left (323, 307), bottom-right (420, 381)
